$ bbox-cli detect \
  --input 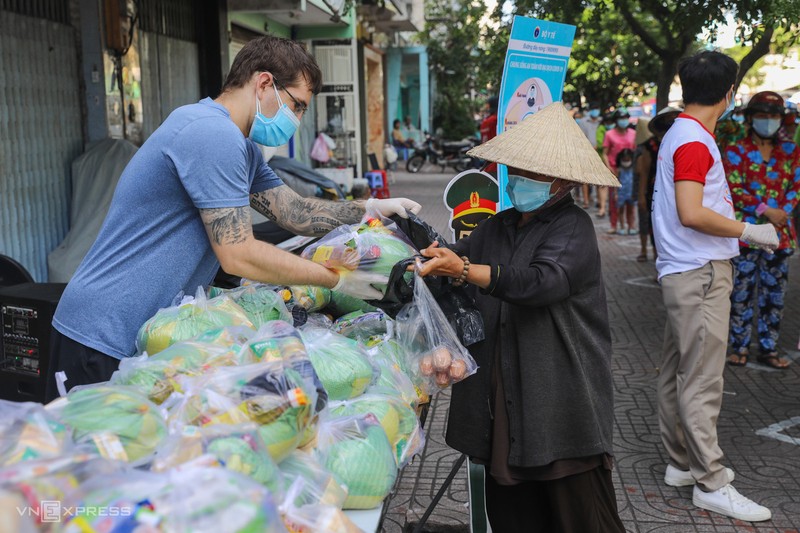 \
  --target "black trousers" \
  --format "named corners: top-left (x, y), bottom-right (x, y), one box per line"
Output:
top-left (485, 466), bottom-right (625, 533)
top-left (44, 328), bottom-right (120, 402)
